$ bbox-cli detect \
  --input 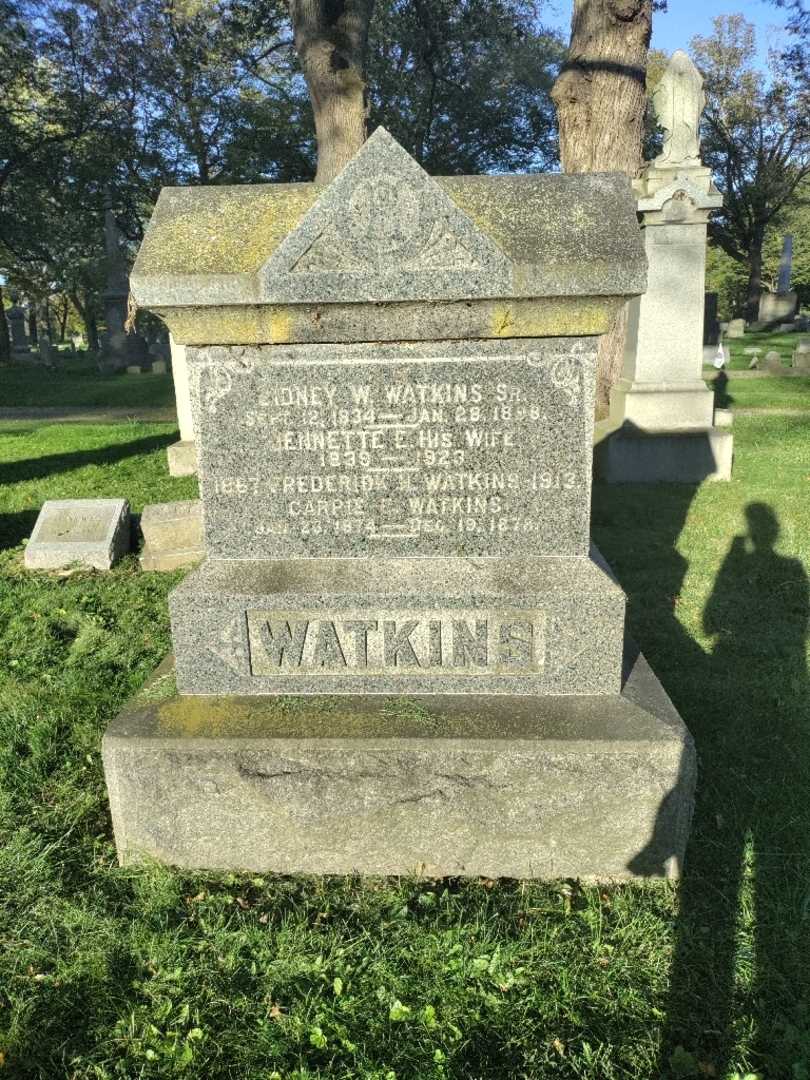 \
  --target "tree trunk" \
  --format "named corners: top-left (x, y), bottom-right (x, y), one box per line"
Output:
top-left (57, 295), bottom-right (69, 342)
top-left (71, 290), bottom-right (100, 352)
top-left (28, 307), bottom-right (38, 347)
top-left (744, 241), bottom-right (763, 324)
top-left (290, 0), bottom-right (375, 184)
top-left (86, 312), bottom-right (99, 353)
top-left (0, 287), bottom-right (10, 365)
top-left (551, 0), bottom-right (652, 413)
